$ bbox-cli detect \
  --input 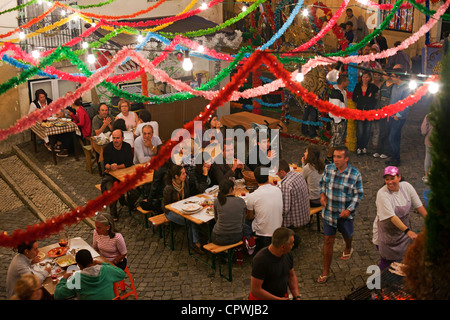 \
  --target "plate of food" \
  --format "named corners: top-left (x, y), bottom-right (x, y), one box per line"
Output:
top-left (41, 122), bottom-right (53, 128)
top-left (54, 122), bottom-right (68, 127)
top-left (47, 117), bottom-right (57, 121)
top-left (47, 247), bottom-right (69, 258)
top-left (61, 118), bottom-right (72, 122)
top-left (206, 207), bottom-right (214, 216)
top-left (36, 251), bottom-right (46, 261)
top-left (54, 254), bottom-right (76, 268)
top-left (181, 203), bottom-right (202, 214)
